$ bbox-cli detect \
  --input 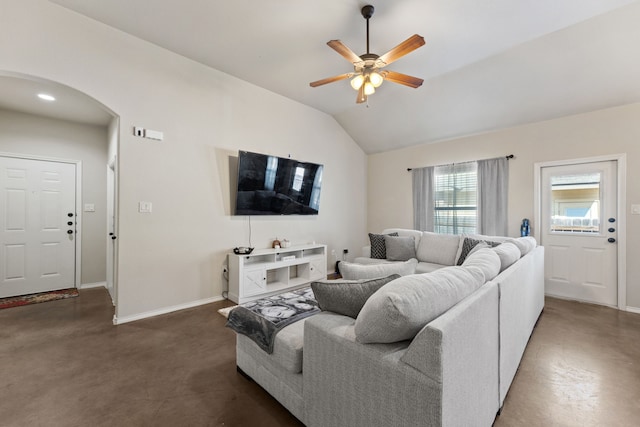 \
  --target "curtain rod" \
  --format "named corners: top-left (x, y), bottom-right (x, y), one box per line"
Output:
top-left (406, 154), bottom-right (514, 172)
